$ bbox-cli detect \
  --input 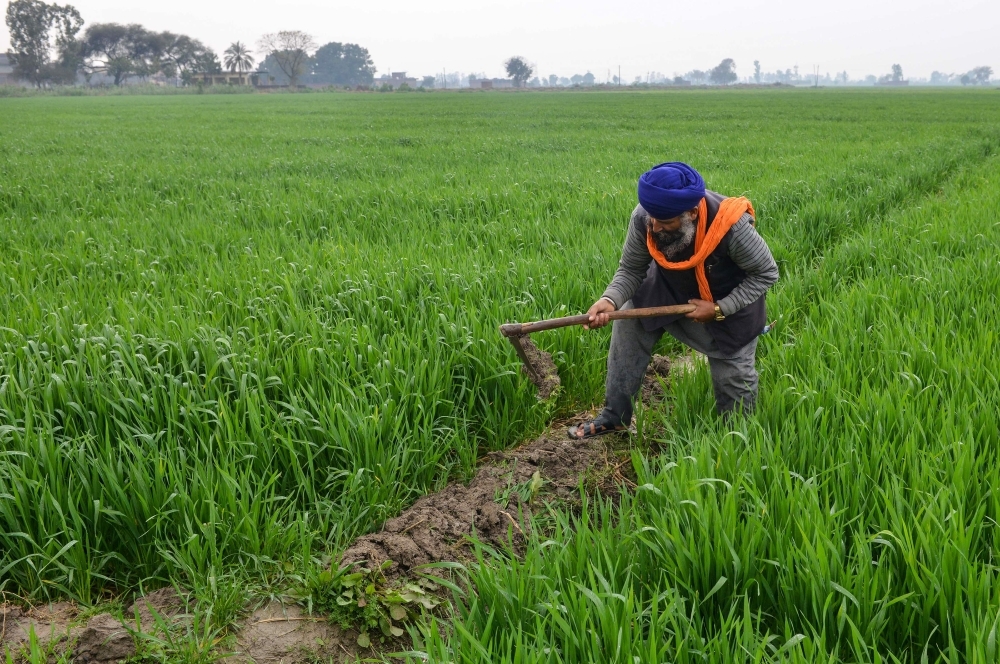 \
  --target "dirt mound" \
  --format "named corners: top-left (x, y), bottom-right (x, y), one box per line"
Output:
top-left (1, 588), bottom-right (187, 664)
top-left (127, 587), bottom-right (186, 628)
top-left (341, 421), bottom-right (607, 578)
top-left (1, 601), bottom-right (79, 654)
top-left (74, 614), bottom-right (133, 664)
top-left (234, 601), bottom-right (360, 664)
top-left (340, 355), bottom-right (674, 578)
